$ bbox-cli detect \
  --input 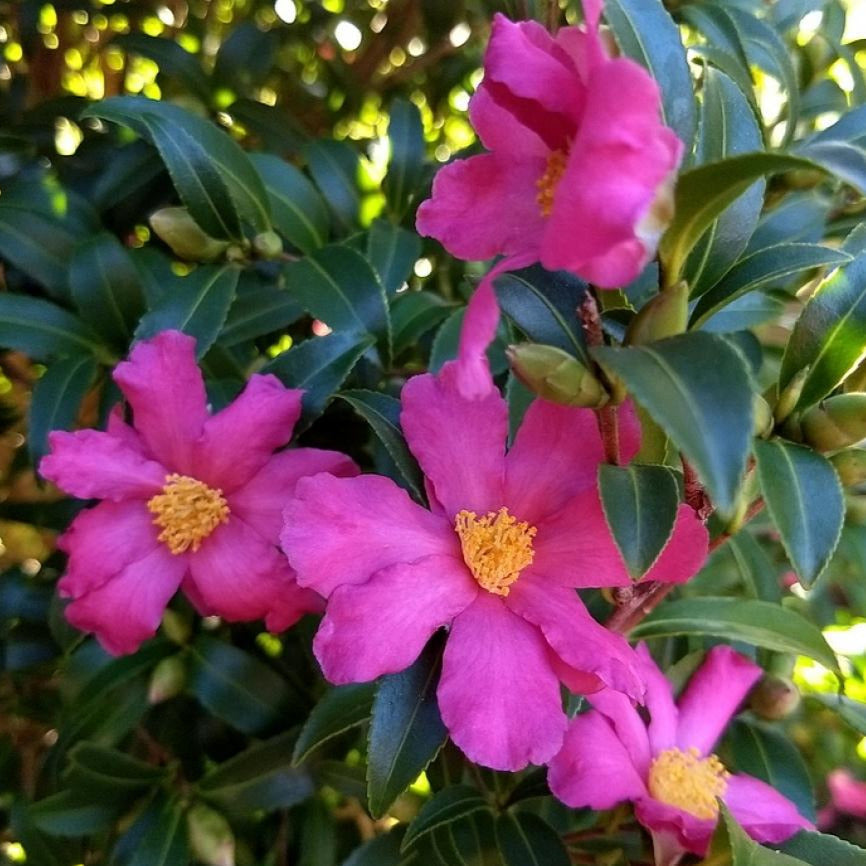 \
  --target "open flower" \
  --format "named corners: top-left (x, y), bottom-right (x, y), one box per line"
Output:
top-left (416, 3), bottom-right (683, 396)
top-left (548, 645), bottom-right (812, 862)
top-left (281, 361), bottom-right (707, 771)
top-left (40, 330), bottom-right (357, 655)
